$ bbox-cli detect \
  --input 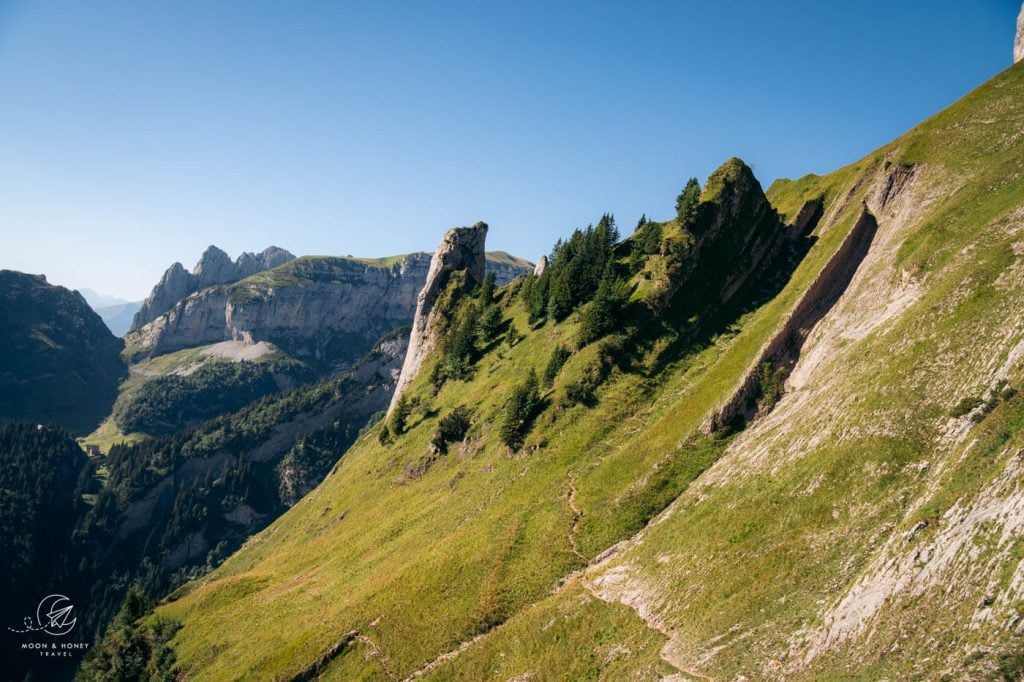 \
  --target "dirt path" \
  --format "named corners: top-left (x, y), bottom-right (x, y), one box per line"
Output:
top-left (565, 475), bottom-right (587, 563)
top-left (356, 632), bottom-right (399, 680)
top-left (401, 475), bottom-right (716, 681)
